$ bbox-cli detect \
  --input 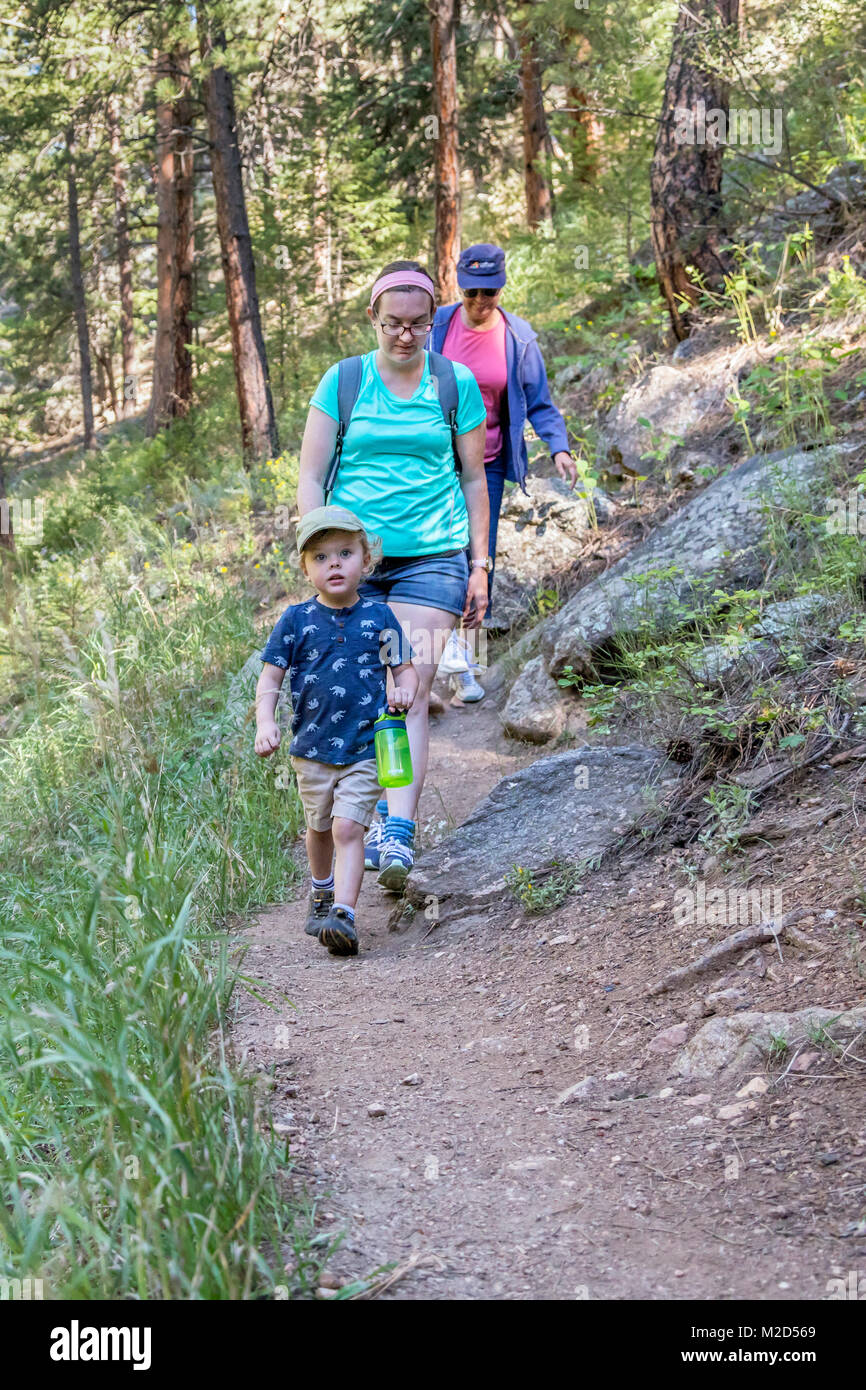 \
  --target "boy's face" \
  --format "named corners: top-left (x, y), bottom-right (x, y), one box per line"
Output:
top-left (302, 529), bottom-right (368, 601)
